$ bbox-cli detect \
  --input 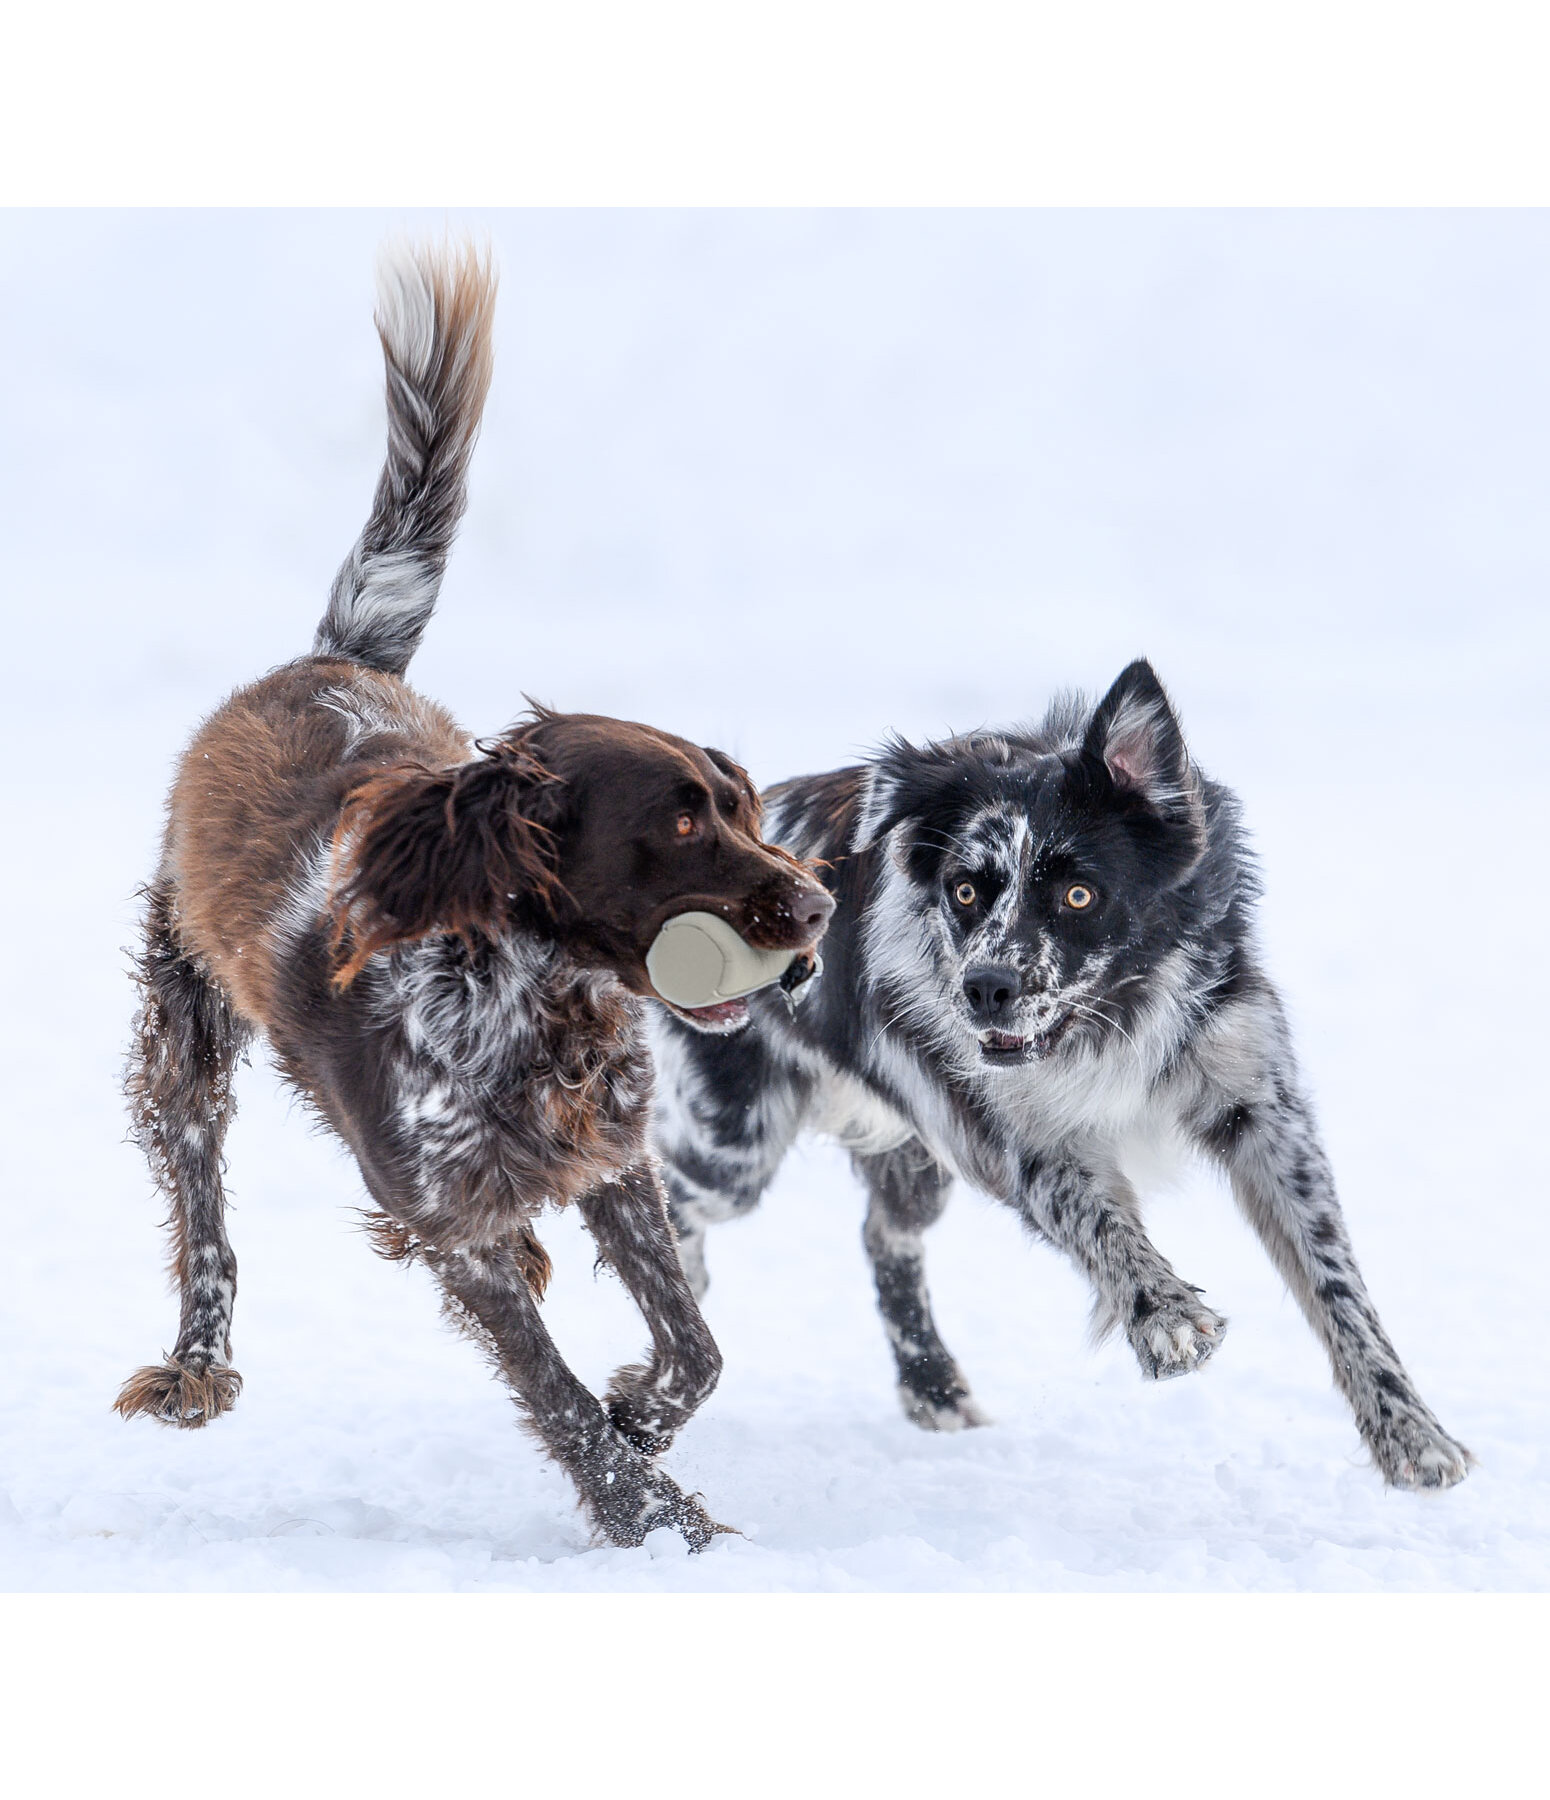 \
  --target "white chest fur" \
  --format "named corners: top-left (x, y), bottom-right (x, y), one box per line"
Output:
top-left (805, 1065), bottom-right (916, 1156)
